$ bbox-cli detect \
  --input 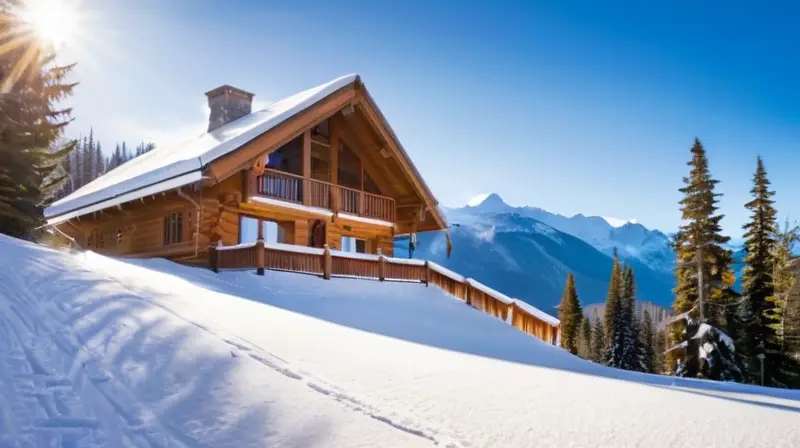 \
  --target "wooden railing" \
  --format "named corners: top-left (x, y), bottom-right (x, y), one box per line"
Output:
top-left (209, 242), bottom-right (561, 346)
top-left (254, 169), bottom-right (396, 222)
